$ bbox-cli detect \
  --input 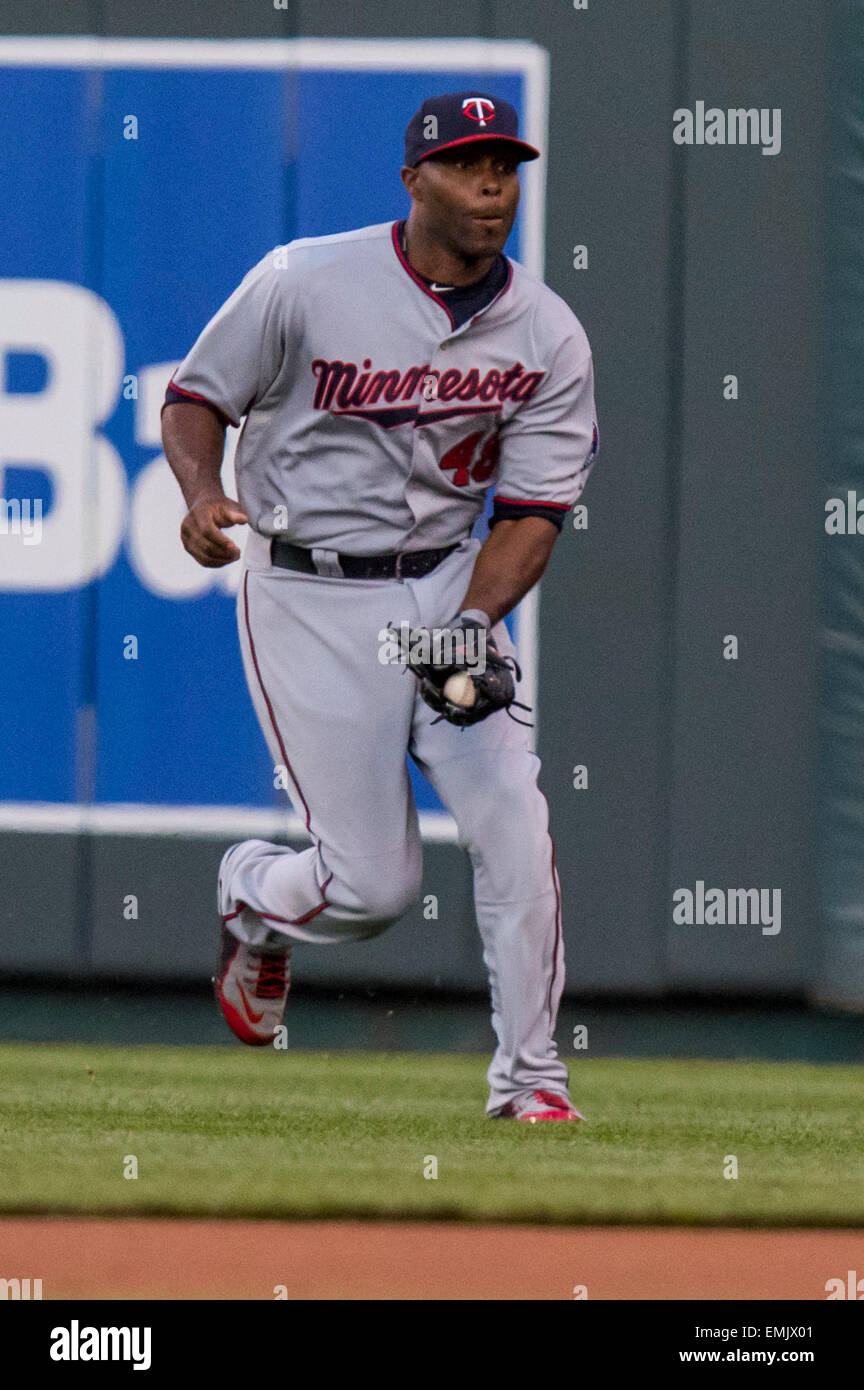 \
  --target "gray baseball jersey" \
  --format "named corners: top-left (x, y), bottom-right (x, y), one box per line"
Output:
top-left (168, 220), bottom-right (598, 552)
